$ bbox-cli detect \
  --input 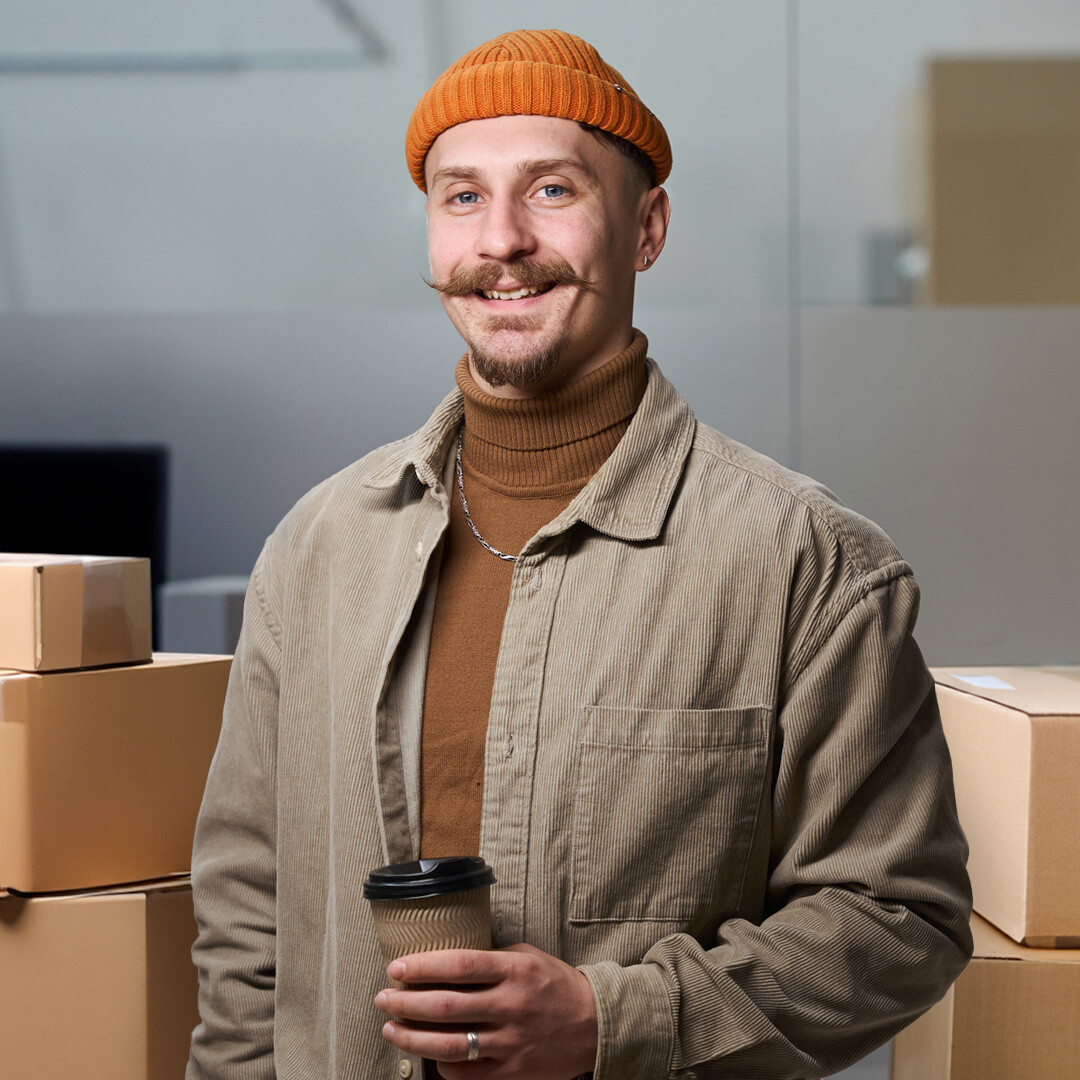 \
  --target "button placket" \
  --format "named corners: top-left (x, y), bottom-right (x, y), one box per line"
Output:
top-left (480, 538), bottom-right (570, 946)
